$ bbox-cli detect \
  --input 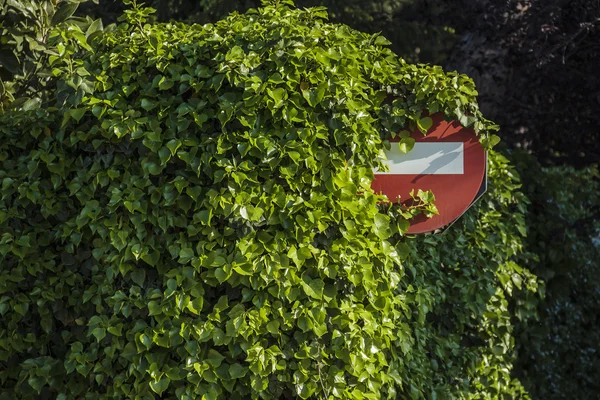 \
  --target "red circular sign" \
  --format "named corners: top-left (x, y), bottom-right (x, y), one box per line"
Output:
top-left (372, 113), bottom-right (486, 234)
